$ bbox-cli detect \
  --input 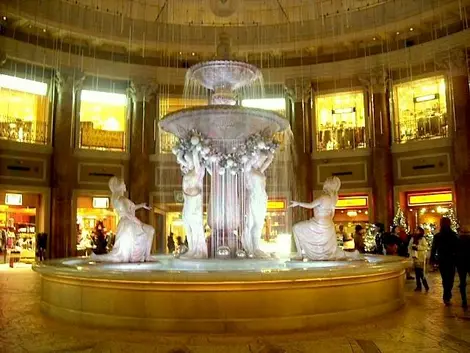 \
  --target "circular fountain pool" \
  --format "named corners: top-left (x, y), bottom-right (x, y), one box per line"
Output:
top-left (33, 255), bottom-right (409, 333)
